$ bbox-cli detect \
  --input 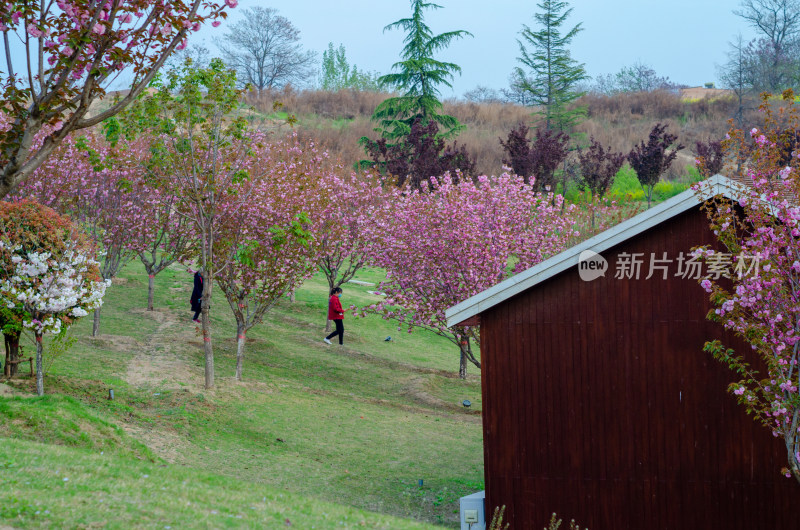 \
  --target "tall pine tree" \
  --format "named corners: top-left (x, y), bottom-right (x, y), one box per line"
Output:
top-left (369, 0), bottom-right (472, 140)
top-left (515, 0), bottom-right (587, 131)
